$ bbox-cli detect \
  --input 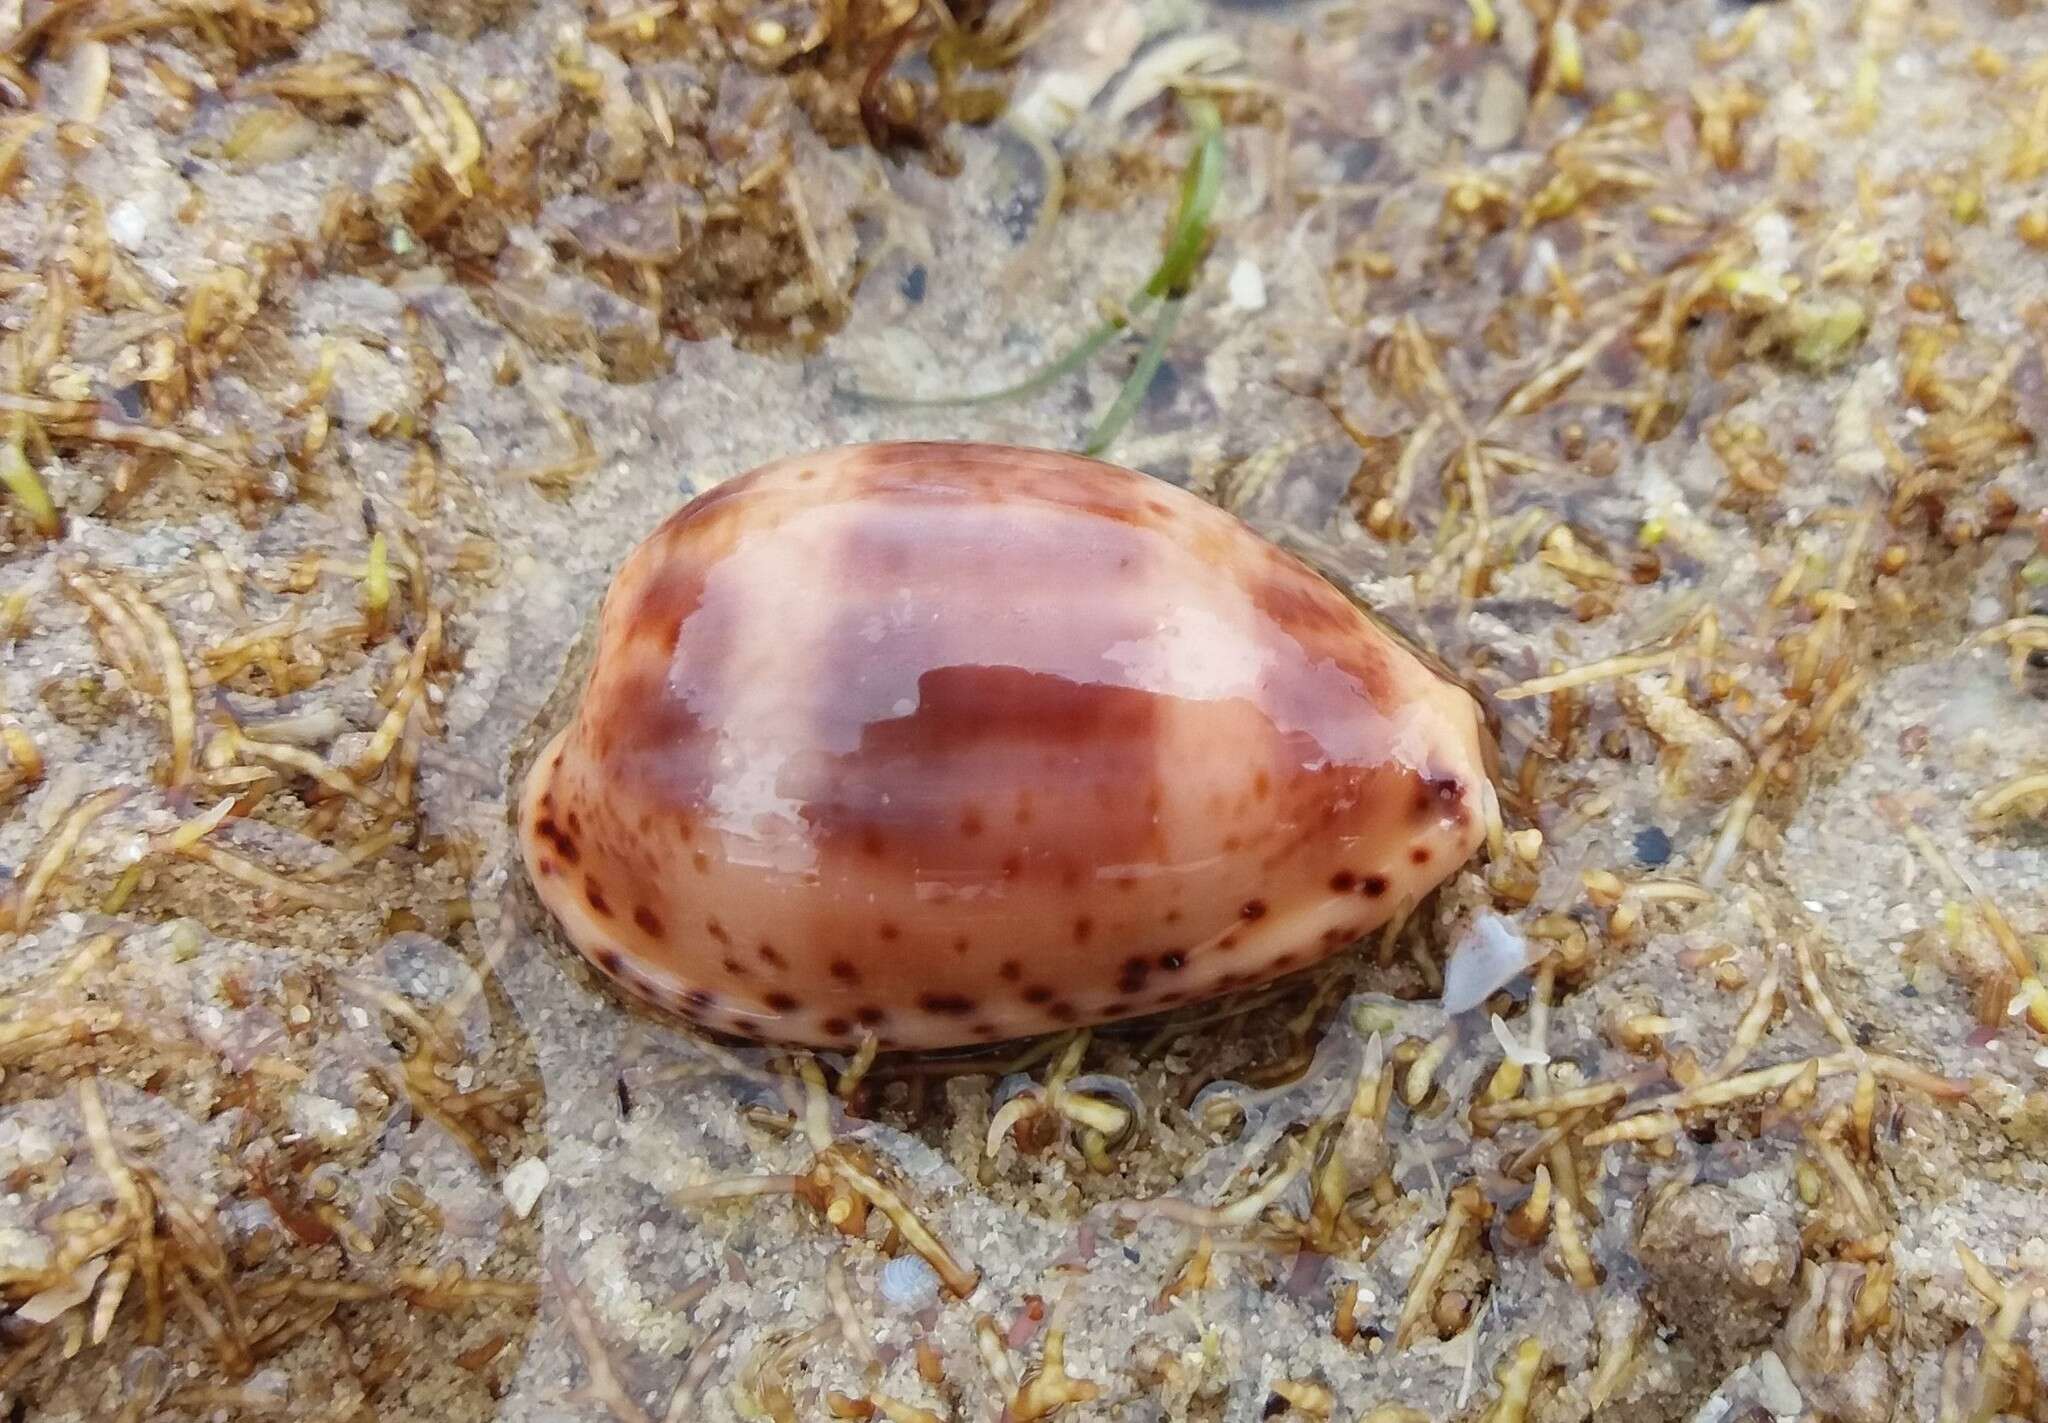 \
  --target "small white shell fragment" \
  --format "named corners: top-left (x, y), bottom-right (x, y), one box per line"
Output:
top-left (1104, 34), bottom-right (1244, 122)
top-left (1489, 1012), bottom-right (1550, 1068)
top-left (20, 1257), bottom-right (106, 1324)
top-left (0, 1116), bottom-right (54, 1164)
top-left (1751, 1350), bottom-right (1804, 1416)
top-left (243, 1369), bottom-right (291, 1406)
top-left (879, 1254), bottom-right (941, 1311)
top-left (291, 1093), bottom-right (362, 1147)
top-left (1520, 237), bottom-right (1560, 297)
top-left (1748, 210), bottom-right (1793, 279)
top-left (1227, 259), bottom-right (1267, 312)
top-left (502, 1156), bottom-right (550, 1219)
top-left (1442, 912), bottom-right (1533, 1015)
top-left (0, 1227), bottom-right (52, 1273)
top-left (1472, 63), bottom-right (1528, 151)
top-left (108, 200), bottom-right (152, 251)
